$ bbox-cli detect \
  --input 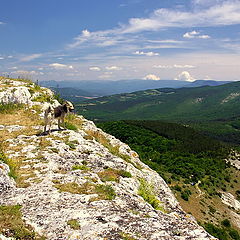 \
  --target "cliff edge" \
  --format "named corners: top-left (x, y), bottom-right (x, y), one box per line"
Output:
top-left (0, 77), bottom-right (215, 239)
